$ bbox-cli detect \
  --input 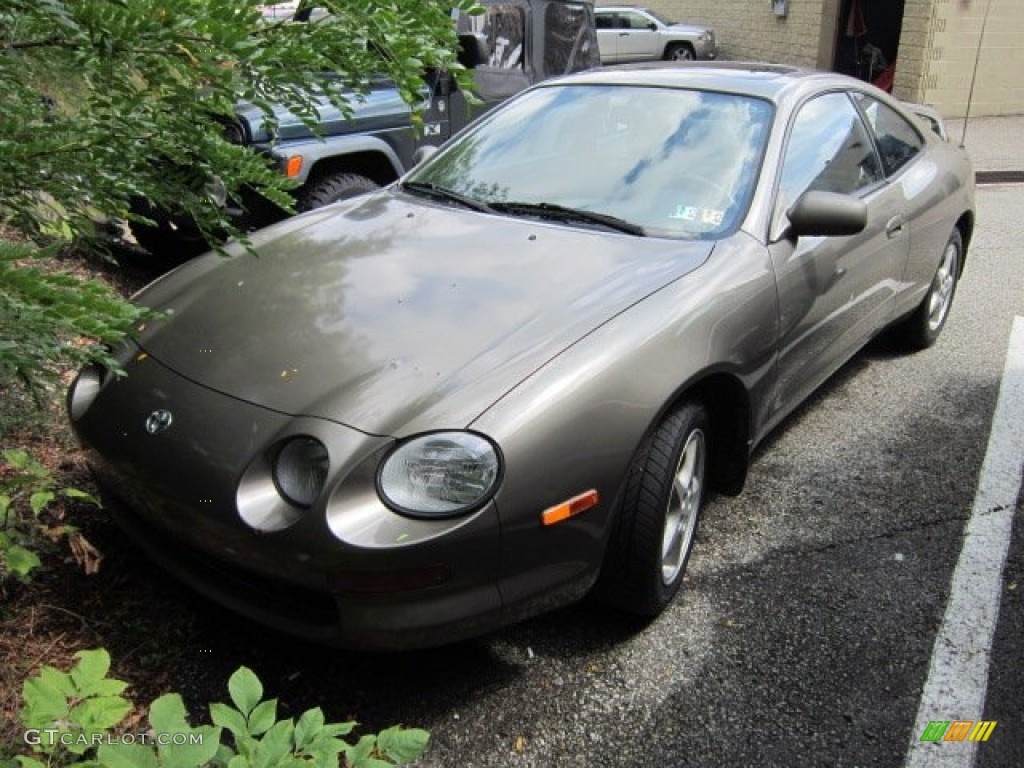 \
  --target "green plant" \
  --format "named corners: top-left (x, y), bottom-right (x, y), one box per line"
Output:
top-left (0, 449), bottom-right (98, 582)
top-left (1, 0), bottom-right (479, 248)
top-left (0, 241), bottom-right (149, 389)
top-left (0, 0), bottom-right (480, 399)
top-left (5, 648), bottom-right (430, 768)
